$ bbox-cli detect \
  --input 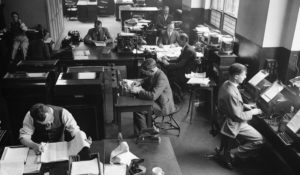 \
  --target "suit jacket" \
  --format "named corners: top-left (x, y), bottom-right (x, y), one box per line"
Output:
top-left (218, 80), bottom-right (253, 138)
top-left (167, 44), bottom-right (196, 84)
top-left (138, 69), bottom-right (176, 115)
top-left (156, 14), bottom-right (174, 30)
top-left (157, 30), bottom-right (179, 45)
top-left (84, 27), bottom-right (112, 45)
